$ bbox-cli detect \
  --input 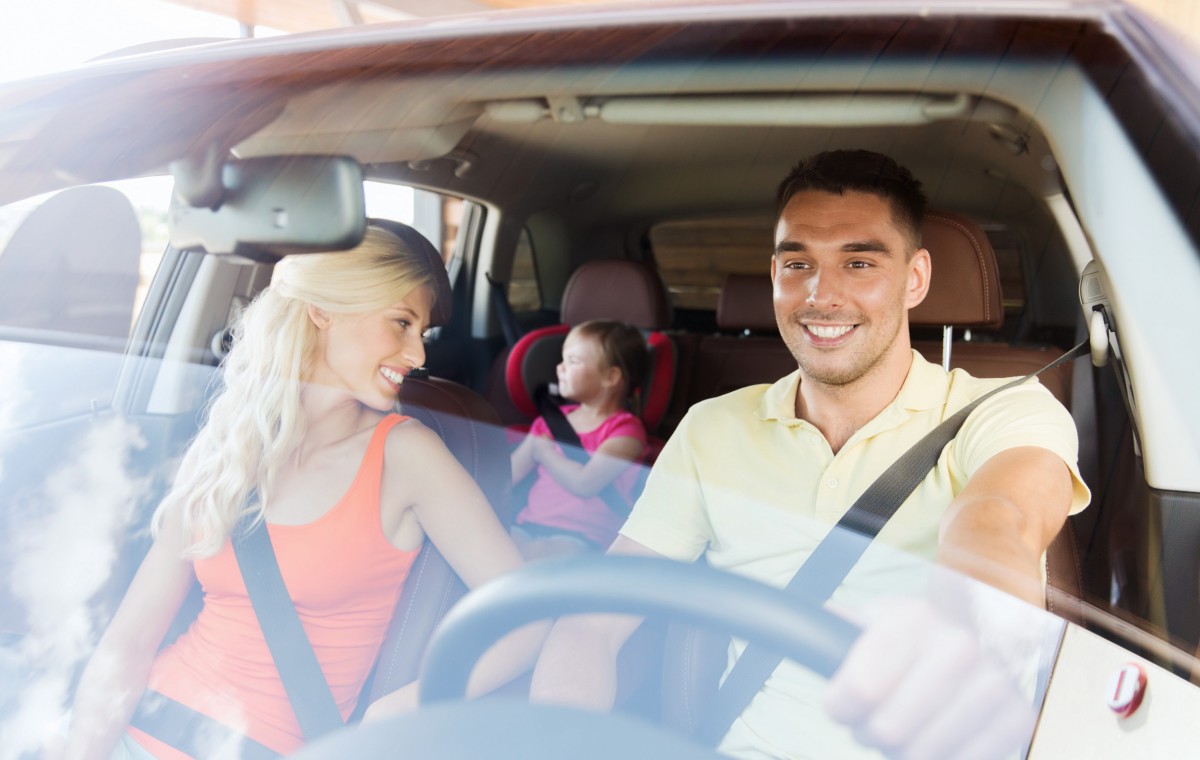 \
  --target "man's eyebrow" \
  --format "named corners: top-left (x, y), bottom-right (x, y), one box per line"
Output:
top-left (774, 239), bottom-right (894, 255)
top-left (843, 239), bottom-right (892, 254)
